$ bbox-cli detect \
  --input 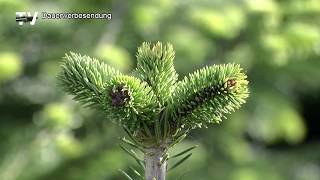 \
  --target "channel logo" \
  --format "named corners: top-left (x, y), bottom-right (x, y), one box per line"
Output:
top-left (16, 12), bottom-right (38, 25)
